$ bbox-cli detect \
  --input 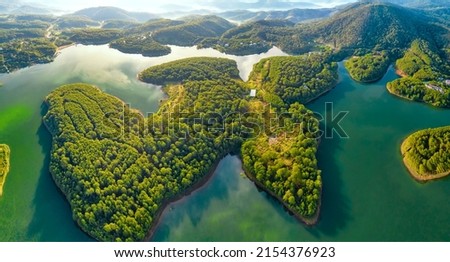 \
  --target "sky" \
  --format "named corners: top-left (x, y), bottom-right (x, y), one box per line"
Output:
top-left (26, 0), bottom-right (358, 13)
